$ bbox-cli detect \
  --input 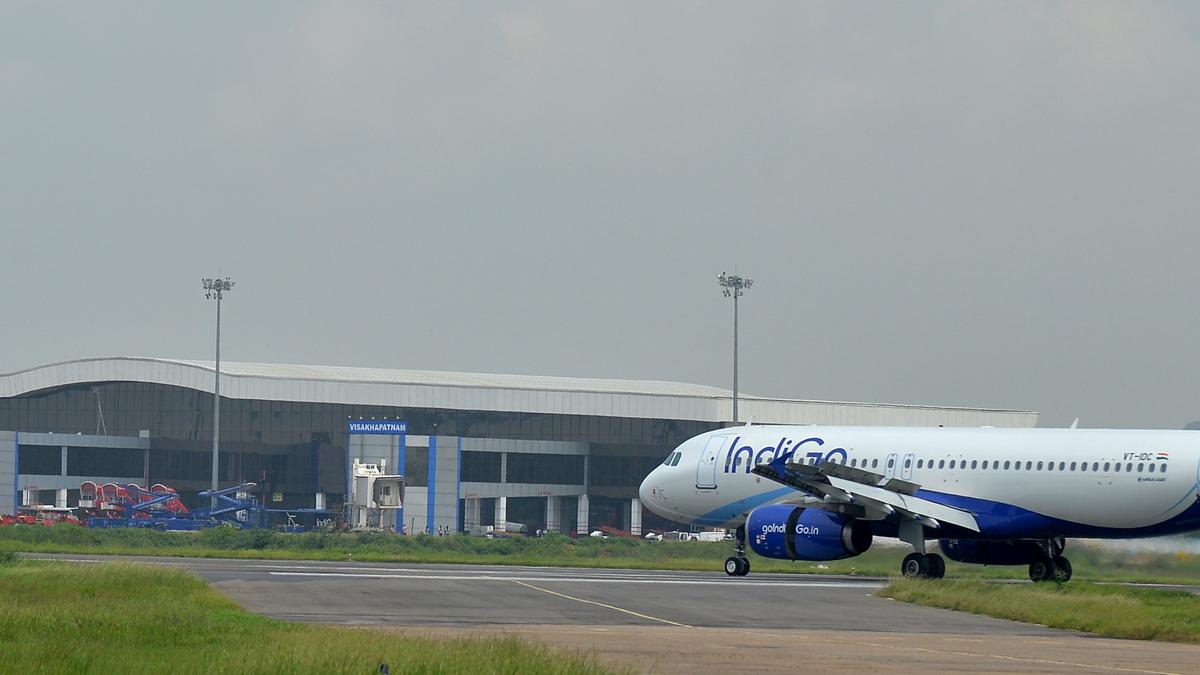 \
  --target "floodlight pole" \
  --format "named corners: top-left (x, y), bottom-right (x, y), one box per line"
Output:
top-left (718, 273), bottom-right (753, 424)
top-left (203, 276), bottom-right (235, 511)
